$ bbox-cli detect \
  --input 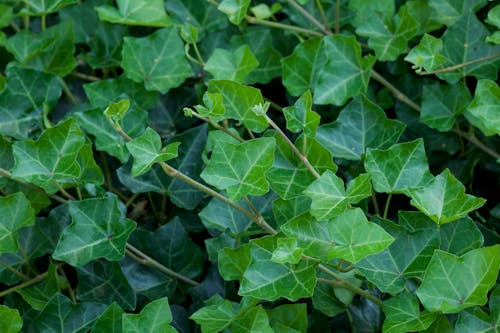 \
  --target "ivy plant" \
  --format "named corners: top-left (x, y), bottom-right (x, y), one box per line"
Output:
top-left (0, 0), bottom-right (499, 332)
